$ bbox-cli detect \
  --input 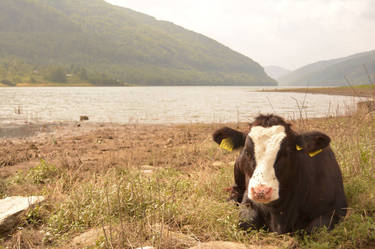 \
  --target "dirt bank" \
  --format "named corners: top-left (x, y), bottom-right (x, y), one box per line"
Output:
top-left (261, 86), bottom-right (375, 98)
top-left (0, 121), bottom-right (232, 182)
